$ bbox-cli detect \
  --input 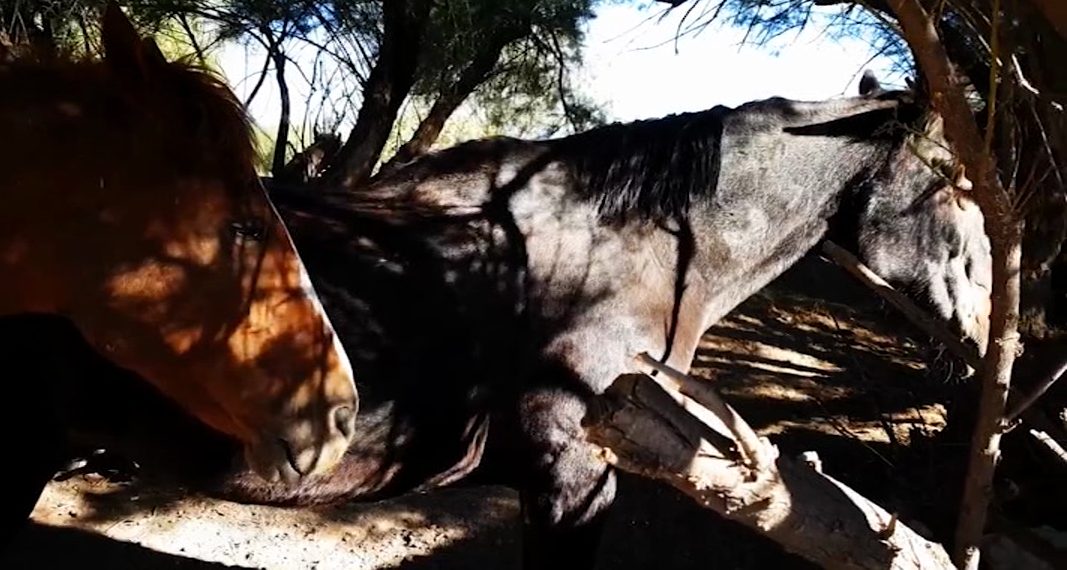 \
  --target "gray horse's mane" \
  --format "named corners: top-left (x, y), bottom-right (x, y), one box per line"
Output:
top-left (556, 89), bottom-right (931, 223)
